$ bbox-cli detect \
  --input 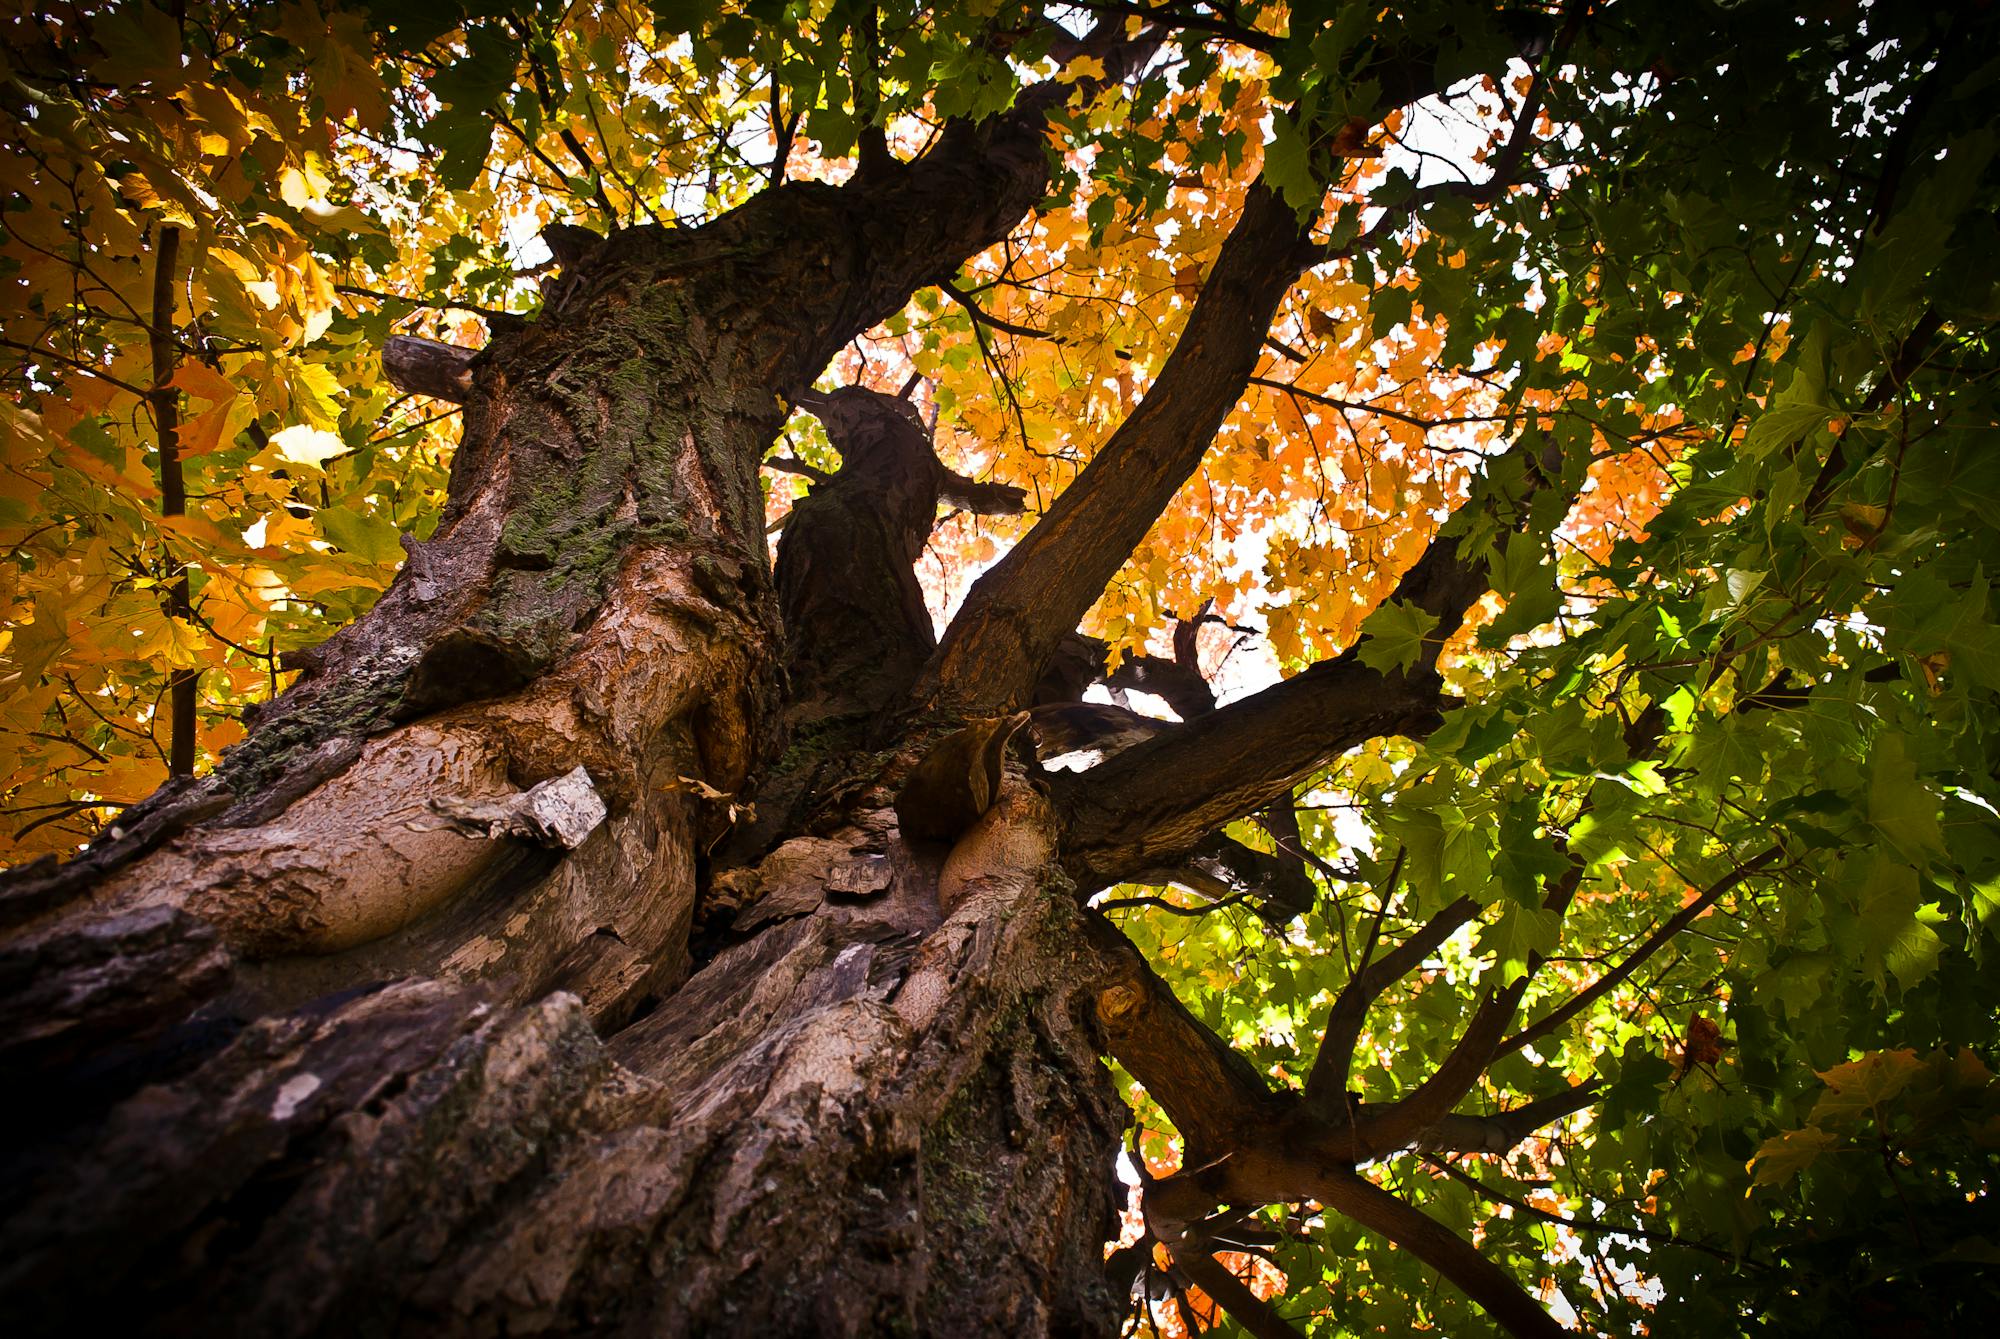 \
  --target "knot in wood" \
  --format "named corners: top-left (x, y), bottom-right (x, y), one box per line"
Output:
top-left (1095, 982), bottom-right (1142, 1026)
